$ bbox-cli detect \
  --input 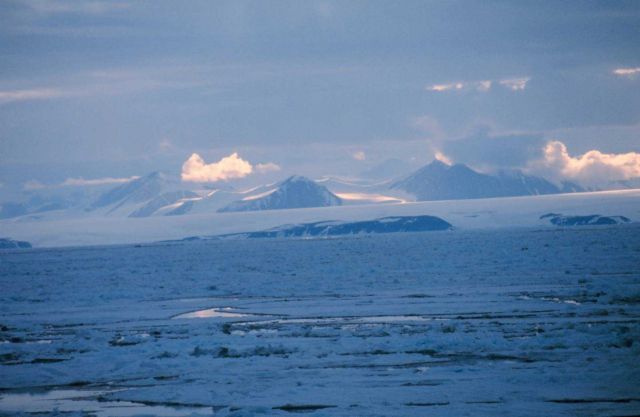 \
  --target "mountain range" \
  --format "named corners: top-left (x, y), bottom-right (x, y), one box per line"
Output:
top-left (0, 159), bottom-right (623, 221)
top-left (391, 160), bottom-right (584, 201)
